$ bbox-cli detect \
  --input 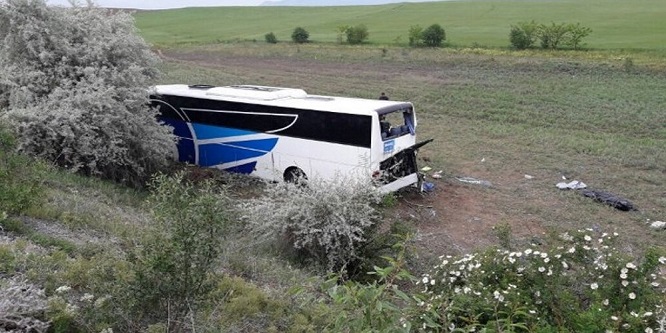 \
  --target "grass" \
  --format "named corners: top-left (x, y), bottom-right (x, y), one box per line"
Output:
top-left (134, 0), bottom-right (666, 50)
top-left (156, 42), bottom-right (665, 255)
